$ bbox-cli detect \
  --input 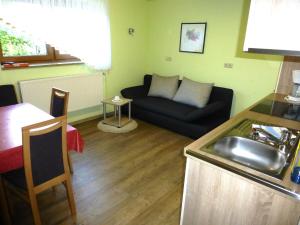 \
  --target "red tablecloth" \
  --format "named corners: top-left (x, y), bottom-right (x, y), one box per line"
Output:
top-left (0, 103), bottom-right (84, 173)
